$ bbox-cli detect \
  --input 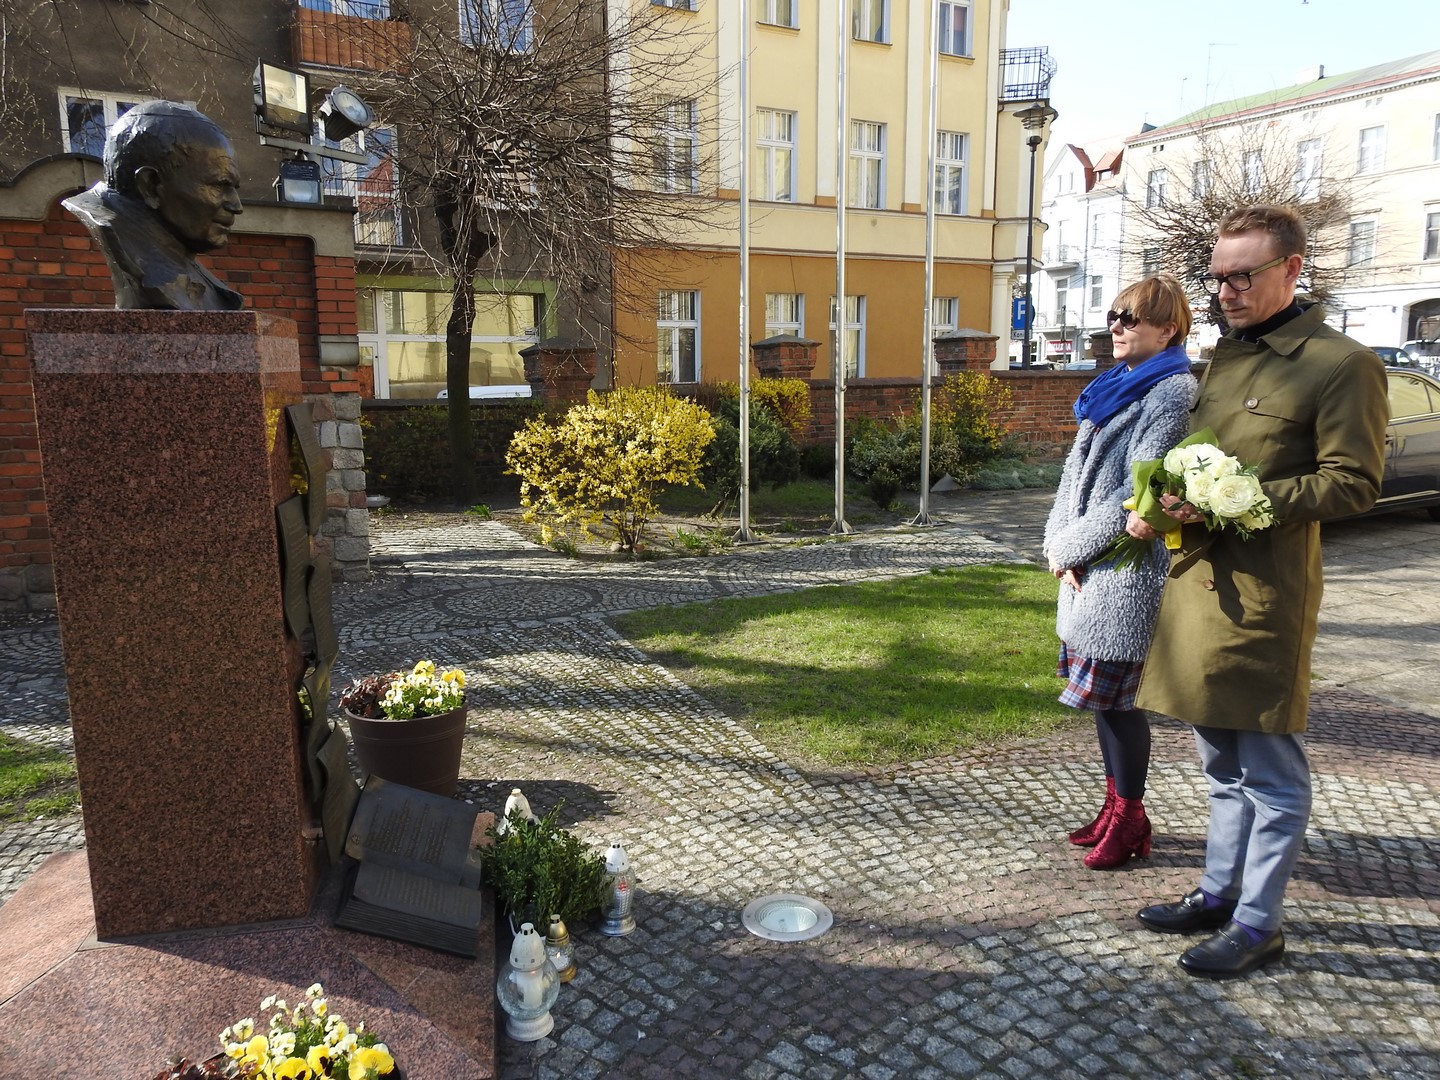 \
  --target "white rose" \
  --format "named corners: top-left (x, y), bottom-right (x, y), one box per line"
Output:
top-left (1184, 470), bottom-right (1217, 510)
top-left (1209, 473), bottom-right (1265, 518)
top-left (1204, 451), bottom-right (1241, 478)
